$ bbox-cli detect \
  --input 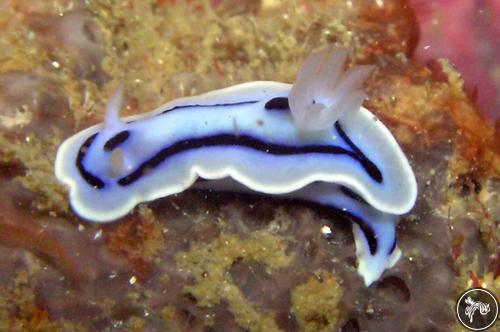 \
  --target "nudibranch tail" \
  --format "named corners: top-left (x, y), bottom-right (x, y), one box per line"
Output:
top-left (194, 178), bottom-right (401, 286)
top-left (289, 48), bottom-right (374, 131)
